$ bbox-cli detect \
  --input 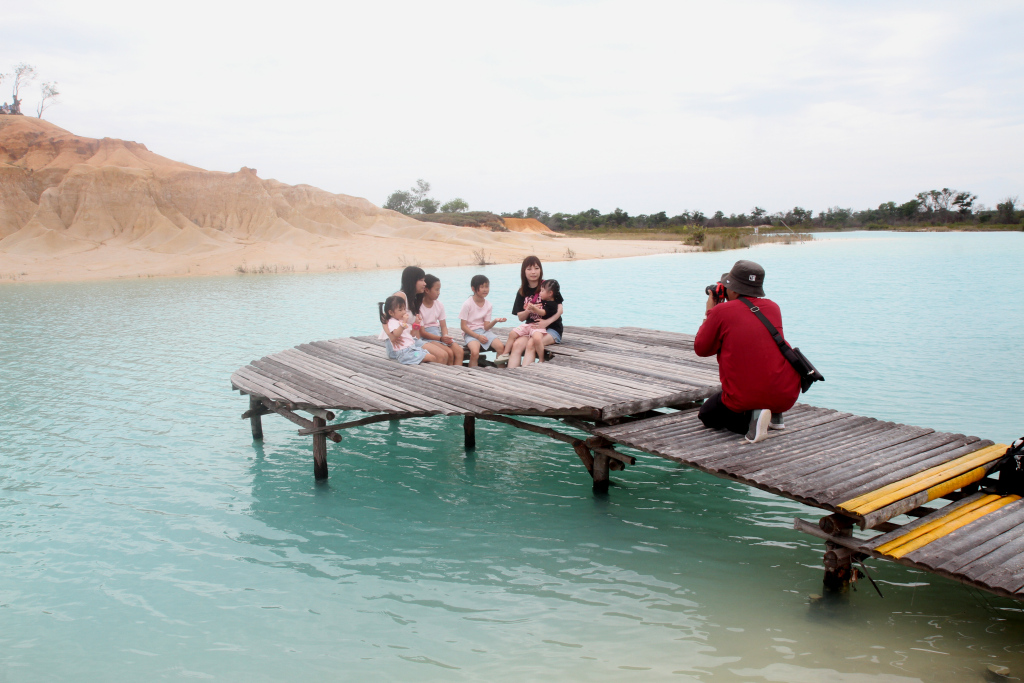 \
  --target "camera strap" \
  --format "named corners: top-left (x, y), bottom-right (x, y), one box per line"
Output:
top-left (737, 296), bottom-right (824, 393)
top-left (738, 296), bottom-right (789, 351)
